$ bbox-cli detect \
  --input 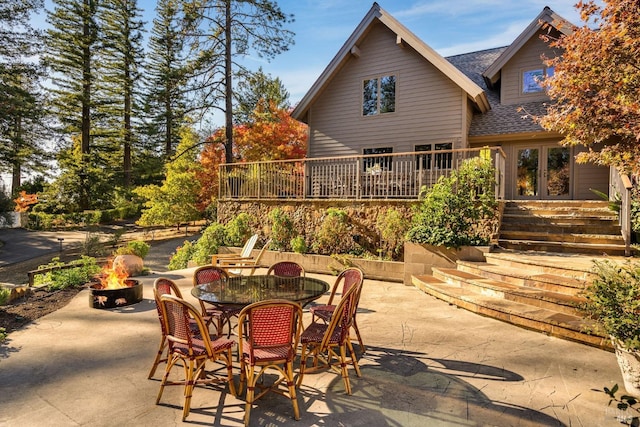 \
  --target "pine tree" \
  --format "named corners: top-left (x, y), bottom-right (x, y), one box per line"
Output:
top-left (0, 0), bottom-right (50, 195)
top-left (181, 0), bottom-right (295, 163)
top-left (96, 0), bottom-right (145, 188)
top-left (141, 0), bottom-right (189, 159)
top-left (45, 0), bottom-right (99, 210)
